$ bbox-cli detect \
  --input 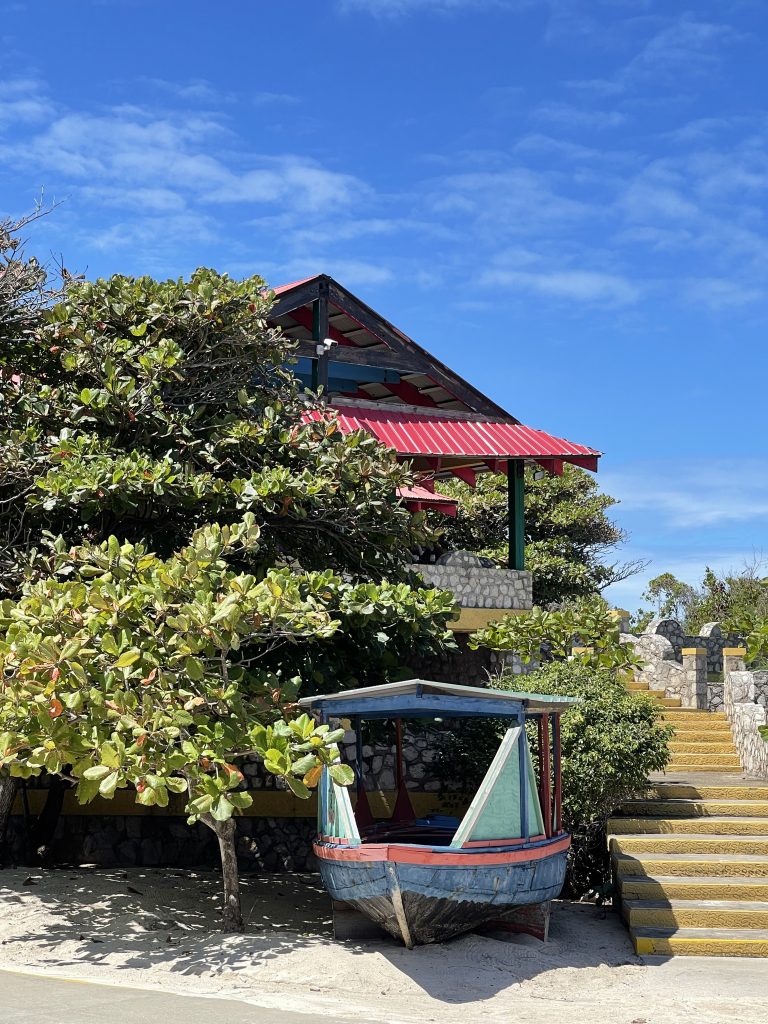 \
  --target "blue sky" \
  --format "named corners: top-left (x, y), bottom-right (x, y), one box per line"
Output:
top-left (2, 0), bottom-right (767, 612)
